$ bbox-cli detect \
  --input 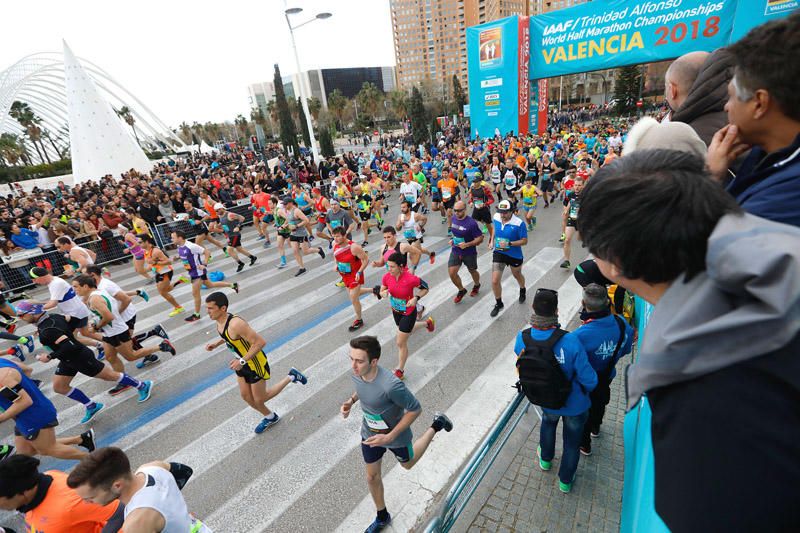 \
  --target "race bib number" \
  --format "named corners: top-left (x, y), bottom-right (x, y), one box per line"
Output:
top-left (523, 196), bottom-right (534, 205)
top-left (442, 190), bottom-right (452, 200)
top-left (337, 261), bottom-right (352, 273)
top-left (543, 172), bottom-right (551, 181)
top-left (495, 237), bottom-right (510, 250)
top-left (505, 176), bottom-right (516, 186)
top-left (182, 260), bottom-right (191, 270)
top-left (364, 412), bottom-right (389, 432)
top-left (403, 228), bottom-right (416, 240)
top-left (404, 194), bottom-right (415, 203)
top-left (453, 236), bottom-right (465, 246)
top-left (330, 220), bottom-right (342, 229)
top-left (390, 296), bottom-right (407, 313)
top-left (474, 199), bottom-right (484, 209)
